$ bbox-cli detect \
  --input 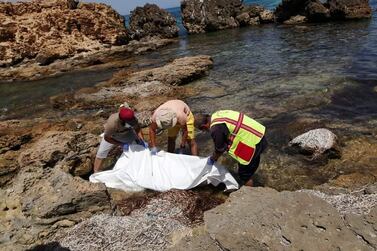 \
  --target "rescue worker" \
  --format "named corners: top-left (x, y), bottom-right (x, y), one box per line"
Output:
top-left (149, 100), bottom-right (198, 155)
top-left (195, 110), bottom-right (267, 187)
top-left (93, 104), bottom-right (147, 173)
